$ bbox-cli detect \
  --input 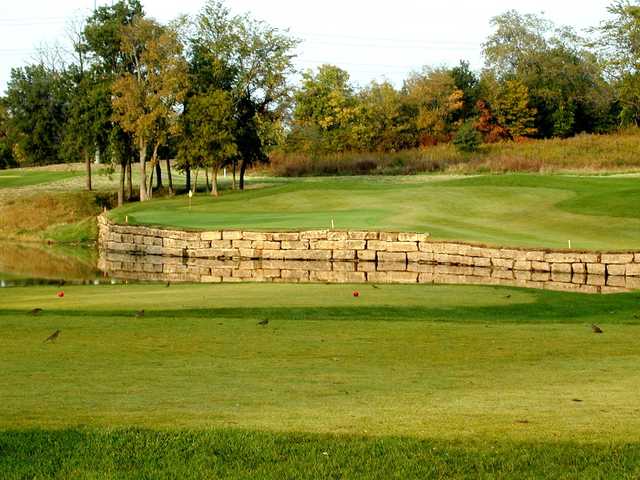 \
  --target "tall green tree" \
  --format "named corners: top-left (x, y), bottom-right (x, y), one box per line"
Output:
top-left (112, 17), bottom-right (188, 202)
top-left (193, 0), bottom-right (298, 189)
